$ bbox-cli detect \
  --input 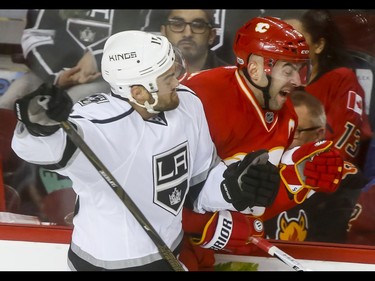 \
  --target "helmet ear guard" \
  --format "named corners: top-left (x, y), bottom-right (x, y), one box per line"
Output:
top-left (101, 30), bottom-right (176, 103)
